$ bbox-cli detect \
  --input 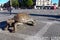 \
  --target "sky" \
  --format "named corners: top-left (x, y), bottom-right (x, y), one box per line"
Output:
top-left (52, 0), bottom-right (58, 5)
top-left (0, 0), bottom-right (59, 4)
top-left (0, 0), bottom-right (9, 4)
